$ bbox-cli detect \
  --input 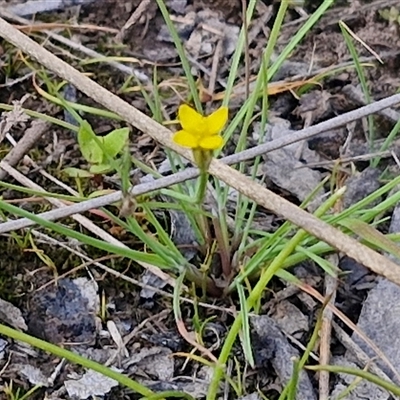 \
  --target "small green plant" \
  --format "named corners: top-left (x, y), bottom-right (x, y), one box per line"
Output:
top-left (379, 6), bottom-right (400, 25)
top-left (76, 120), bottom-right (130, 175)
top-left (3, 380), bottom-right (41, 400)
